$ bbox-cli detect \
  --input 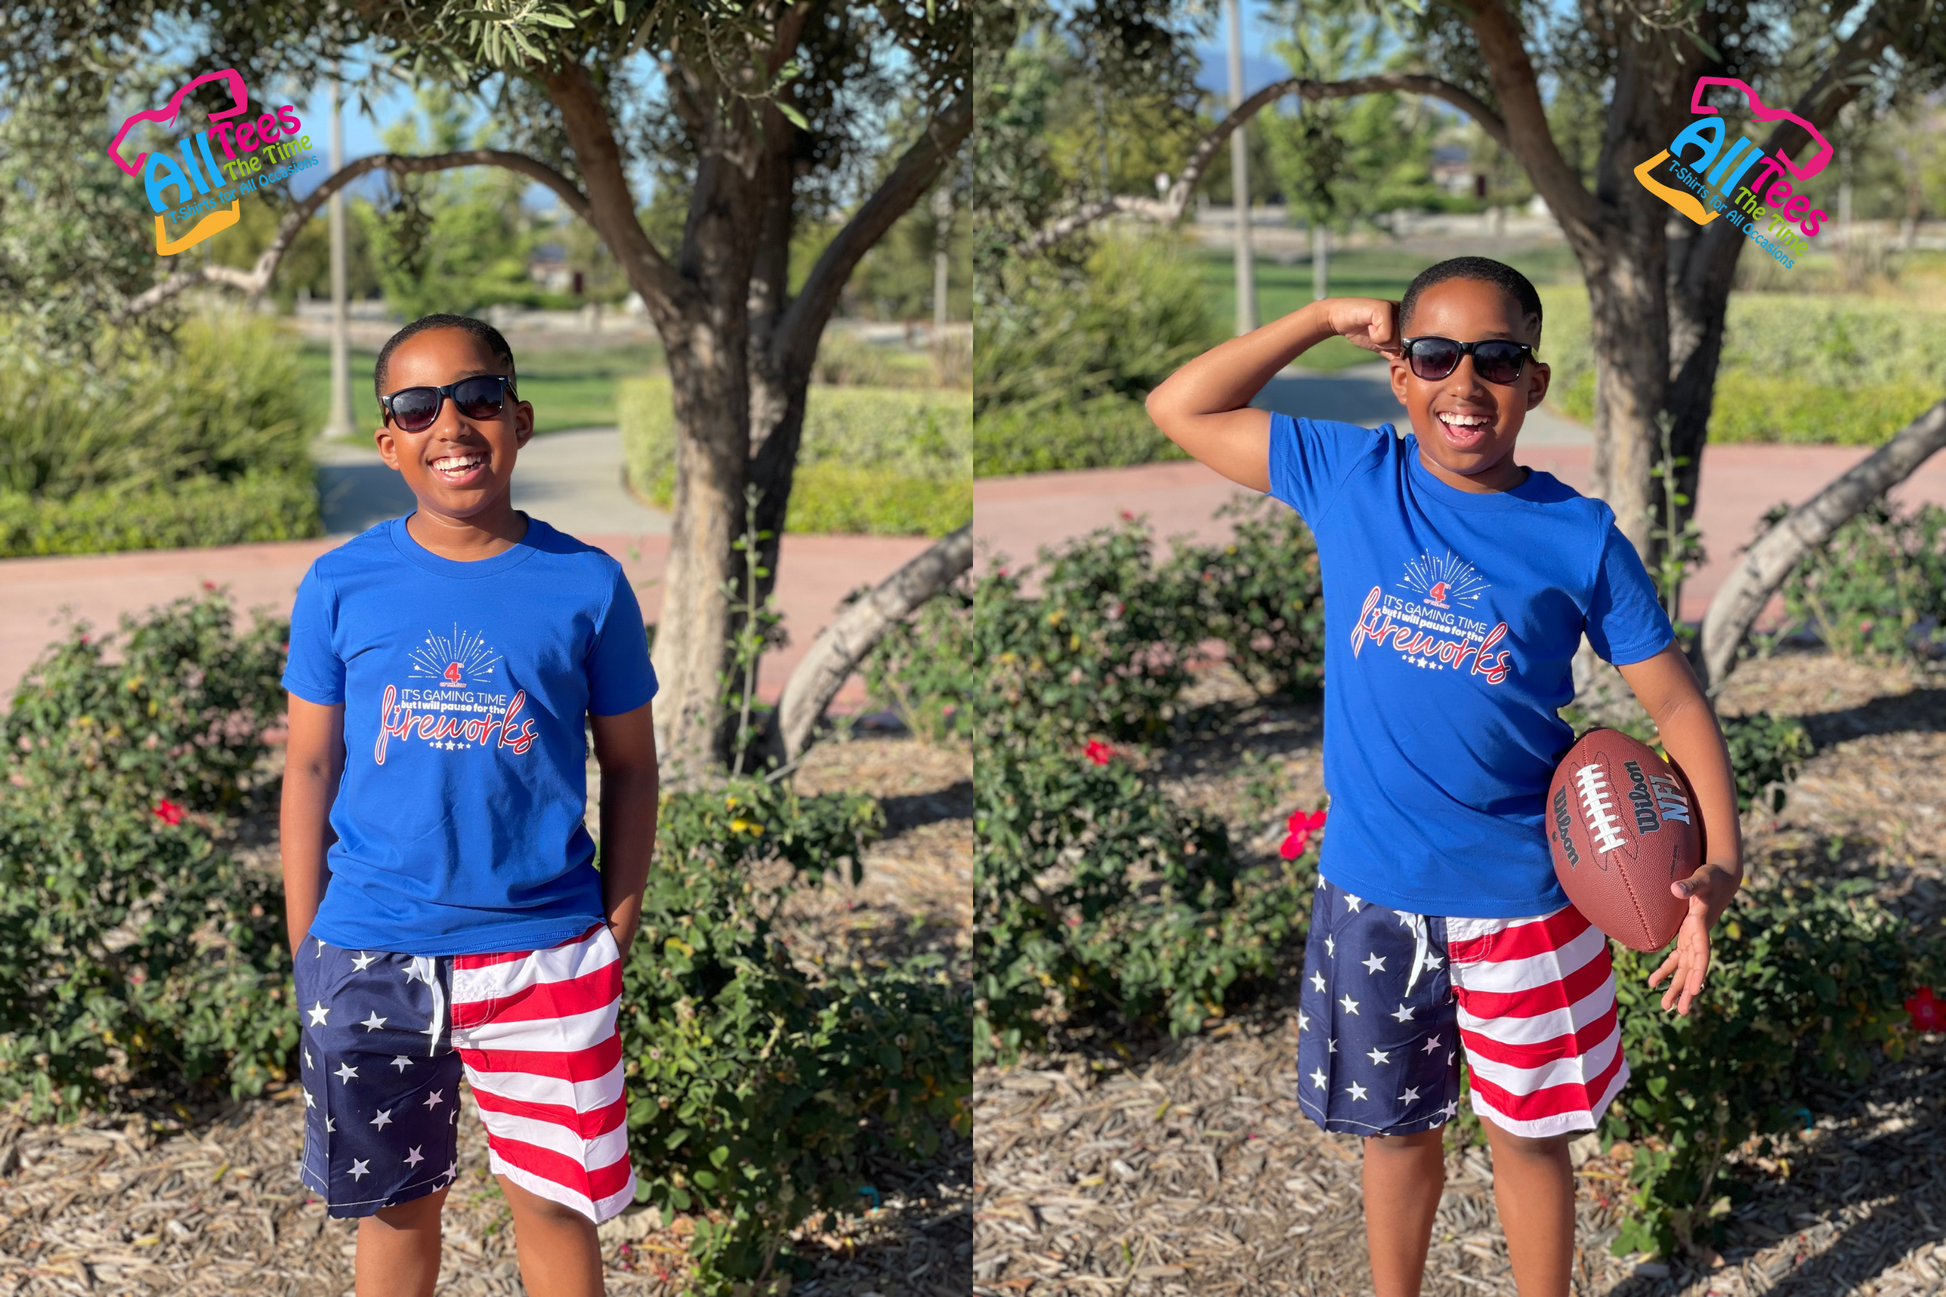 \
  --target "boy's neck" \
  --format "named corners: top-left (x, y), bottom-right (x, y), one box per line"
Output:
top-left (1417, 447), bottom-right (1530, 495)
top-left (405, 492), bottom-right (529, 560)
